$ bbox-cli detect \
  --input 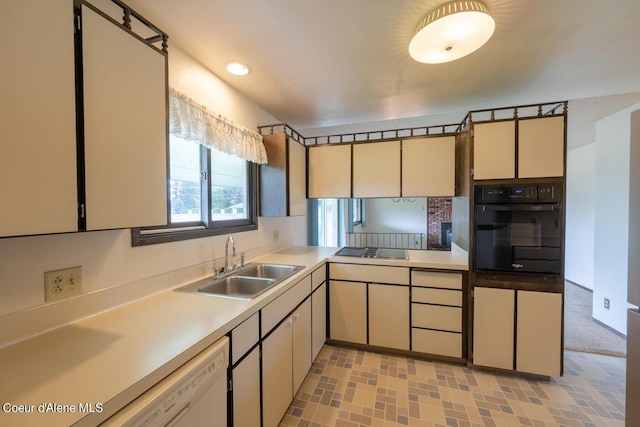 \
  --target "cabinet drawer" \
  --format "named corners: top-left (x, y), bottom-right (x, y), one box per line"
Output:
top-left (411, 270), bottom-right (462, 289)
top-left (262, 275), bottom-right (312, 336)
top-left (232, 312), bottom-right (259, 364)
top-left (412, 328), bottom-right (462, 358)
top-left (311, 264), bottom-right (326, 291)
top-left (411, 304), bottom-right (462, 332)
top-left (330, 263), bottom-right (409, 285)
top-left (412, 288), bottom-right (462, 306)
